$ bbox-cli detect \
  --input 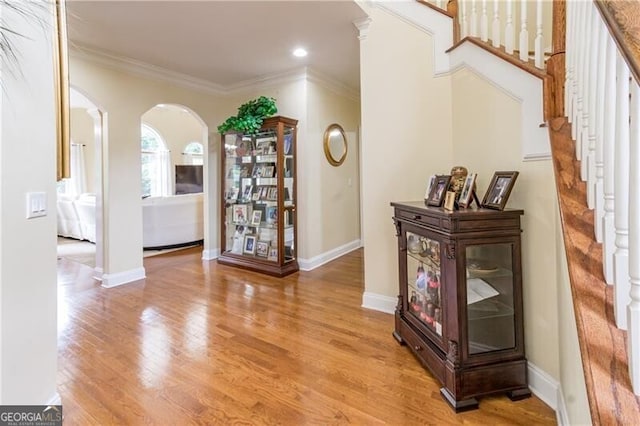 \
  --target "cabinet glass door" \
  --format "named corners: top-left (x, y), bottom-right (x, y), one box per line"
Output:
top-left (282, 125), bottom-right (295, 262)
top-left (465, 243), bottom-right (515, 354)
top-left (406, 231), bottom-right (443, 336)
